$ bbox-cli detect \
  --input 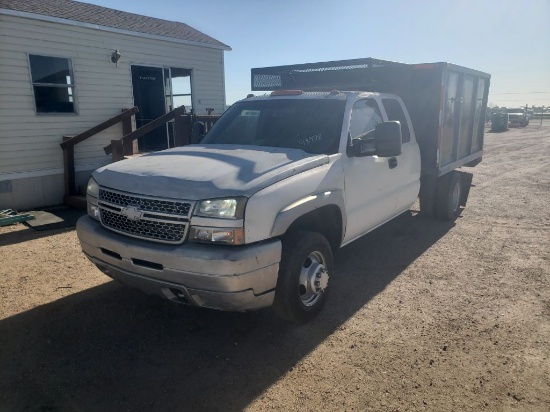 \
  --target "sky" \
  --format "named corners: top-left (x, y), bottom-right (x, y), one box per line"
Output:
top-left (84, 0), bottom-right (550, 108)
